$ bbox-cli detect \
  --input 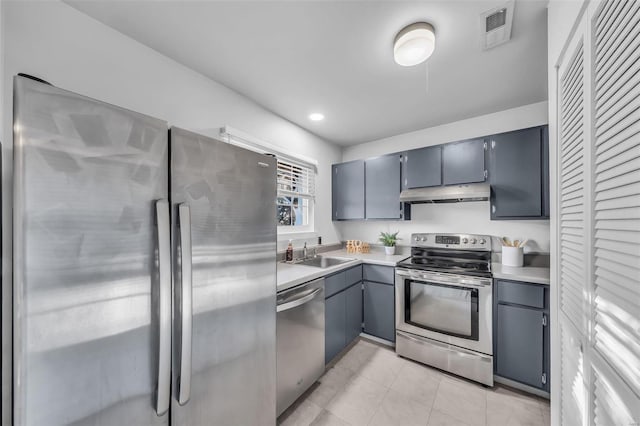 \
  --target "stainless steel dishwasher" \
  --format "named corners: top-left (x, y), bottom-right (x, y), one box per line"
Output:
top-left (276, 277), bottom-right (325, 416)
